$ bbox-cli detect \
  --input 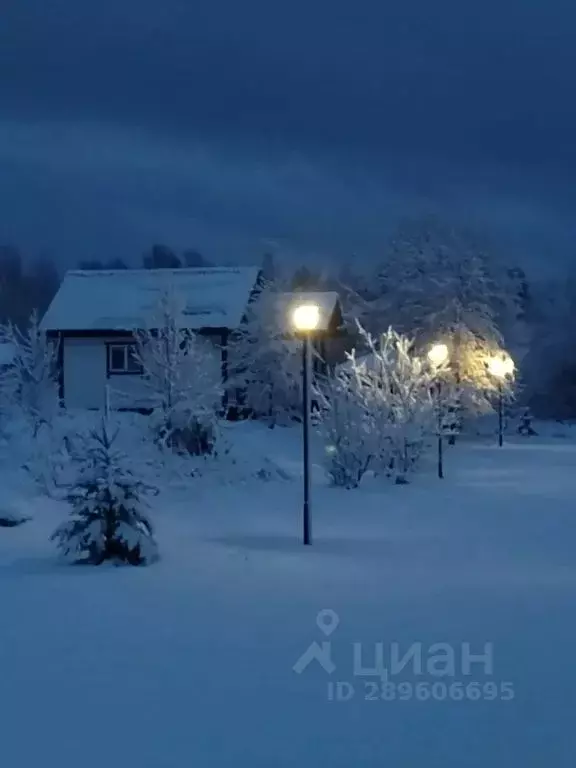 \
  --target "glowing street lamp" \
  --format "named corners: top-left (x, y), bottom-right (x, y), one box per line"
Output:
top-left (427, 343), bottom-right (450, 479)
top-left (292, 302), bottom-right (321, 545)
top-left (487, 353), bottom-right (515, 447)
top-left (487, 355), bottom-right (515, 380)
top-left (292, 304), bottom-right (321, 334)
top-left (427, 343), bottom-right (449, 368)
